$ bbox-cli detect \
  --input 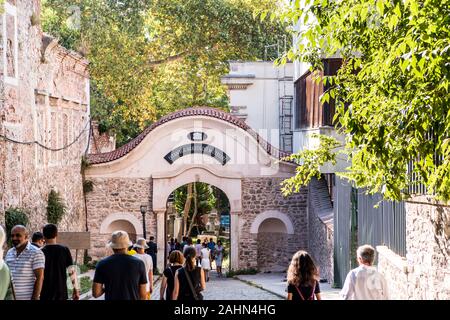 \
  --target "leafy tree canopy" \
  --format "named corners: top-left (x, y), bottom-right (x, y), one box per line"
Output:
top-left (41, 0), bottom-right (288, 145)
top-left (273, 0), bottom-right (450, 201)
